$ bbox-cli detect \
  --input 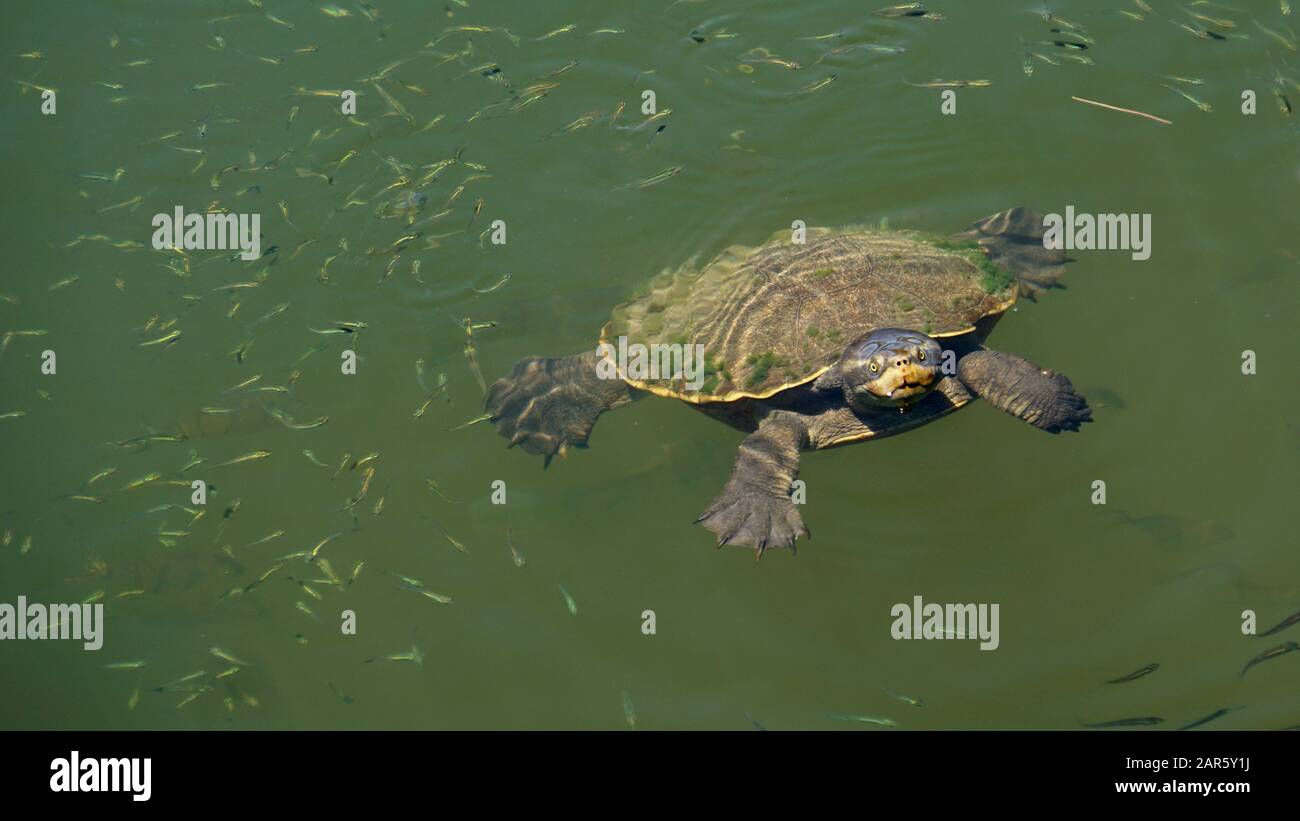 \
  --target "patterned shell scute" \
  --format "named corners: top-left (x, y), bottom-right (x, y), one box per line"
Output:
top-left (601, 228), bottom-right (1014, 401)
